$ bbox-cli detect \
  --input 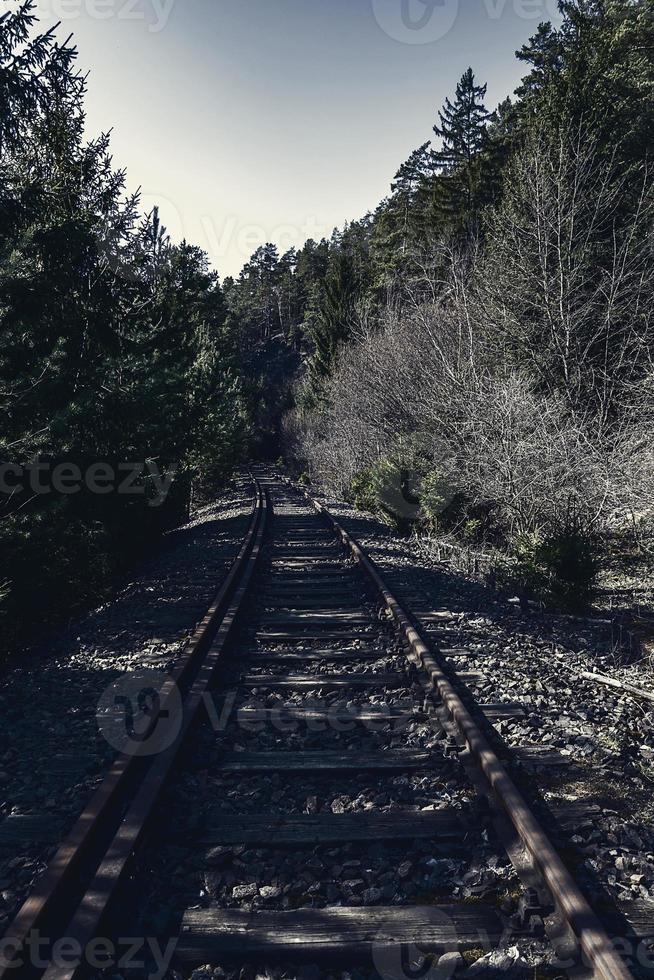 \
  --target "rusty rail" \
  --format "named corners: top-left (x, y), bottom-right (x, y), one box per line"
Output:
top-left (0, 477), bottom-right (268, 980)
top-left (290, 478), bottom-right (633, 980)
